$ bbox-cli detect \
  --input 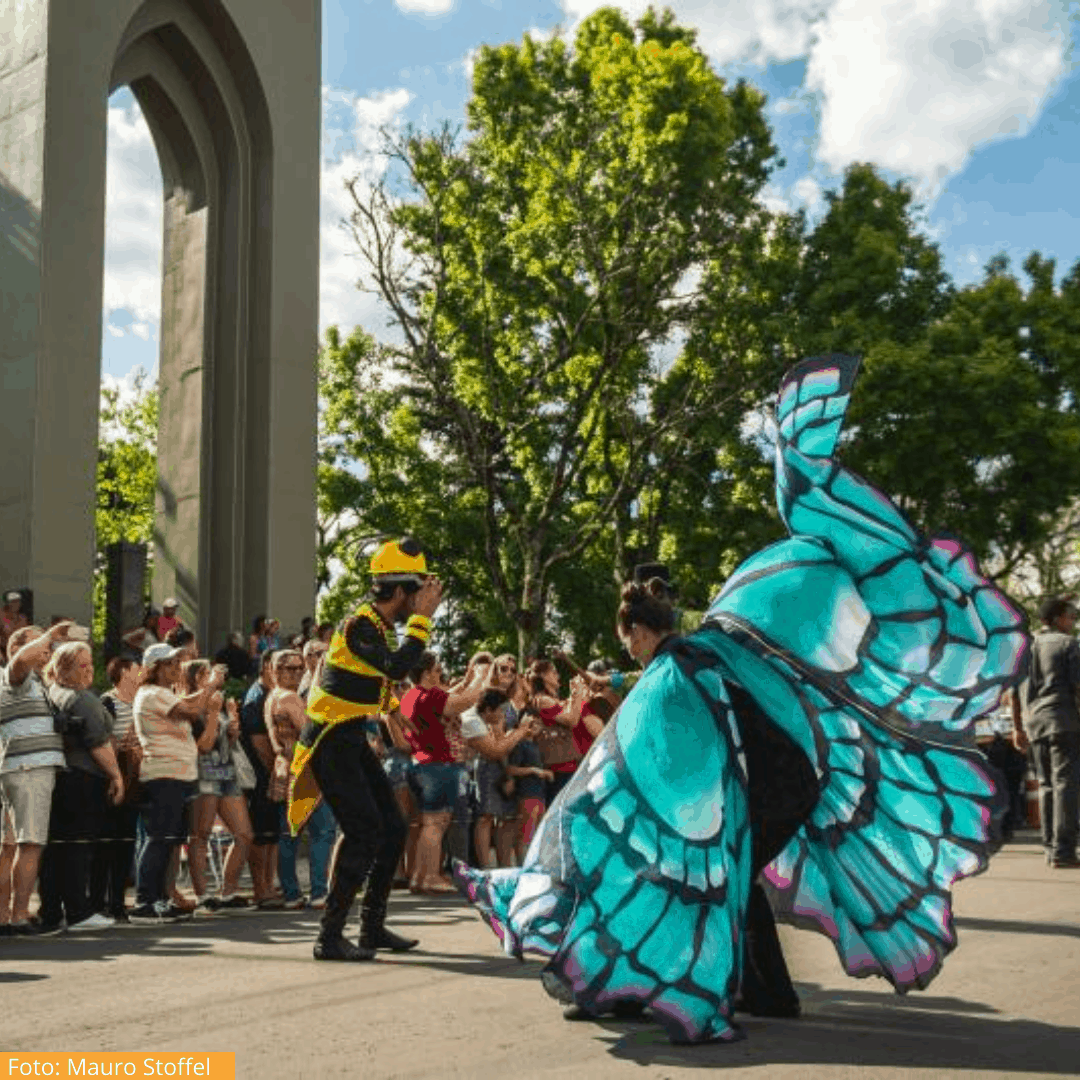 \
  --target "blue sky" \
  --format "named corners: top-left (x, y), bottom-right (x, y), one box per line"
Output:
top-left (101, 0), bottom-right (1080, 382)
